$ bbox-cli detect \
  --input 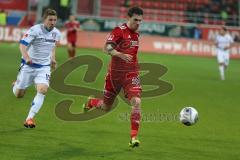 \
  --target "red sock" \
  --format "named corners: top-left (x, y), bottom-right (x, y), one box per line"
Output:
top-left (88, 98), bottom-right (103, 108)
top-left (130, 107), bottom-right (141, 138)
top-left (68, 49), bottom-right (72, 58)
top-left (72, 49), bottom-right (76, 57)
